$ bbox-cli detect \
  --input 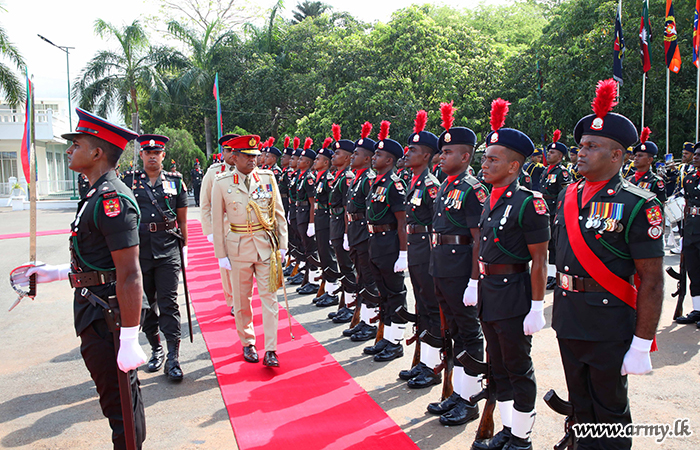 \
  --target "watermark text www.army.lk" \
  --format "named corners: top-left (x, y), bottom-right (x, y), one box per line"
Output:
top-left (572, 419), bottom-right (693, 443)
